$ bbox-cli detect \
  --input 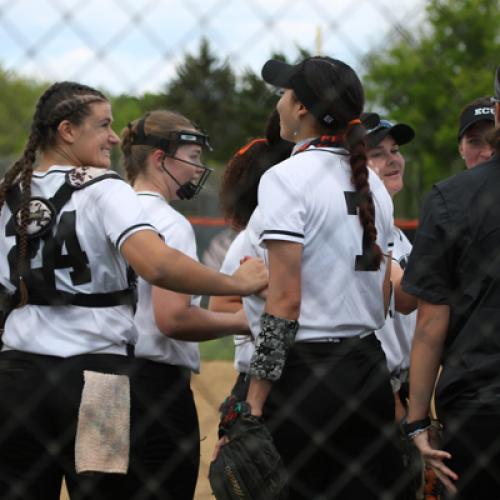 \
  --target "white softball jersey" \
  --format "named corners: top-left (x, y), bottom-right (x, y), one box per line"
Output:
top-left (374, 226), bottom-right (415, 374)
top-left (219, 228), bottom-right (262, 374)
top-left (256, 146), bottom-right (394, 342)
top-left (133, 192), bottom-right (200, 372)
top-left (0, 165), bottom-right (156, 357)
